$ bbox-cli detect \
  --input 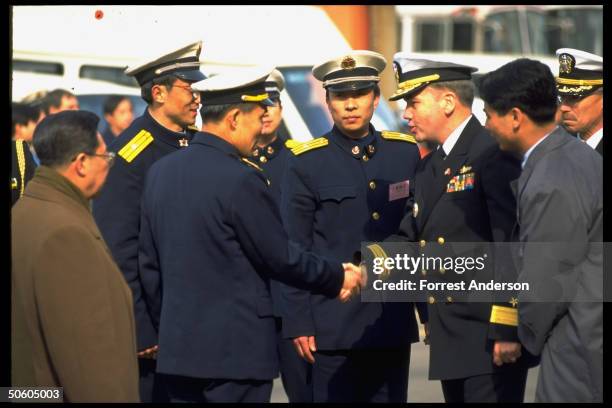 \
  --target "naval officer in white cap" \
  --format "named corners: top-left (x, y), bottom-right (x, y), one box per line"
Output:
top-left (137, 66), bottom-right (364, 402)
top-left (279, 50), bottom-right (423, 402)
top-left (92, 40), bottom-right (206, 402)
top-left (556, 48), bottom-right (603, 156)
top-left (386, 53), bottom-right (539, 402)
